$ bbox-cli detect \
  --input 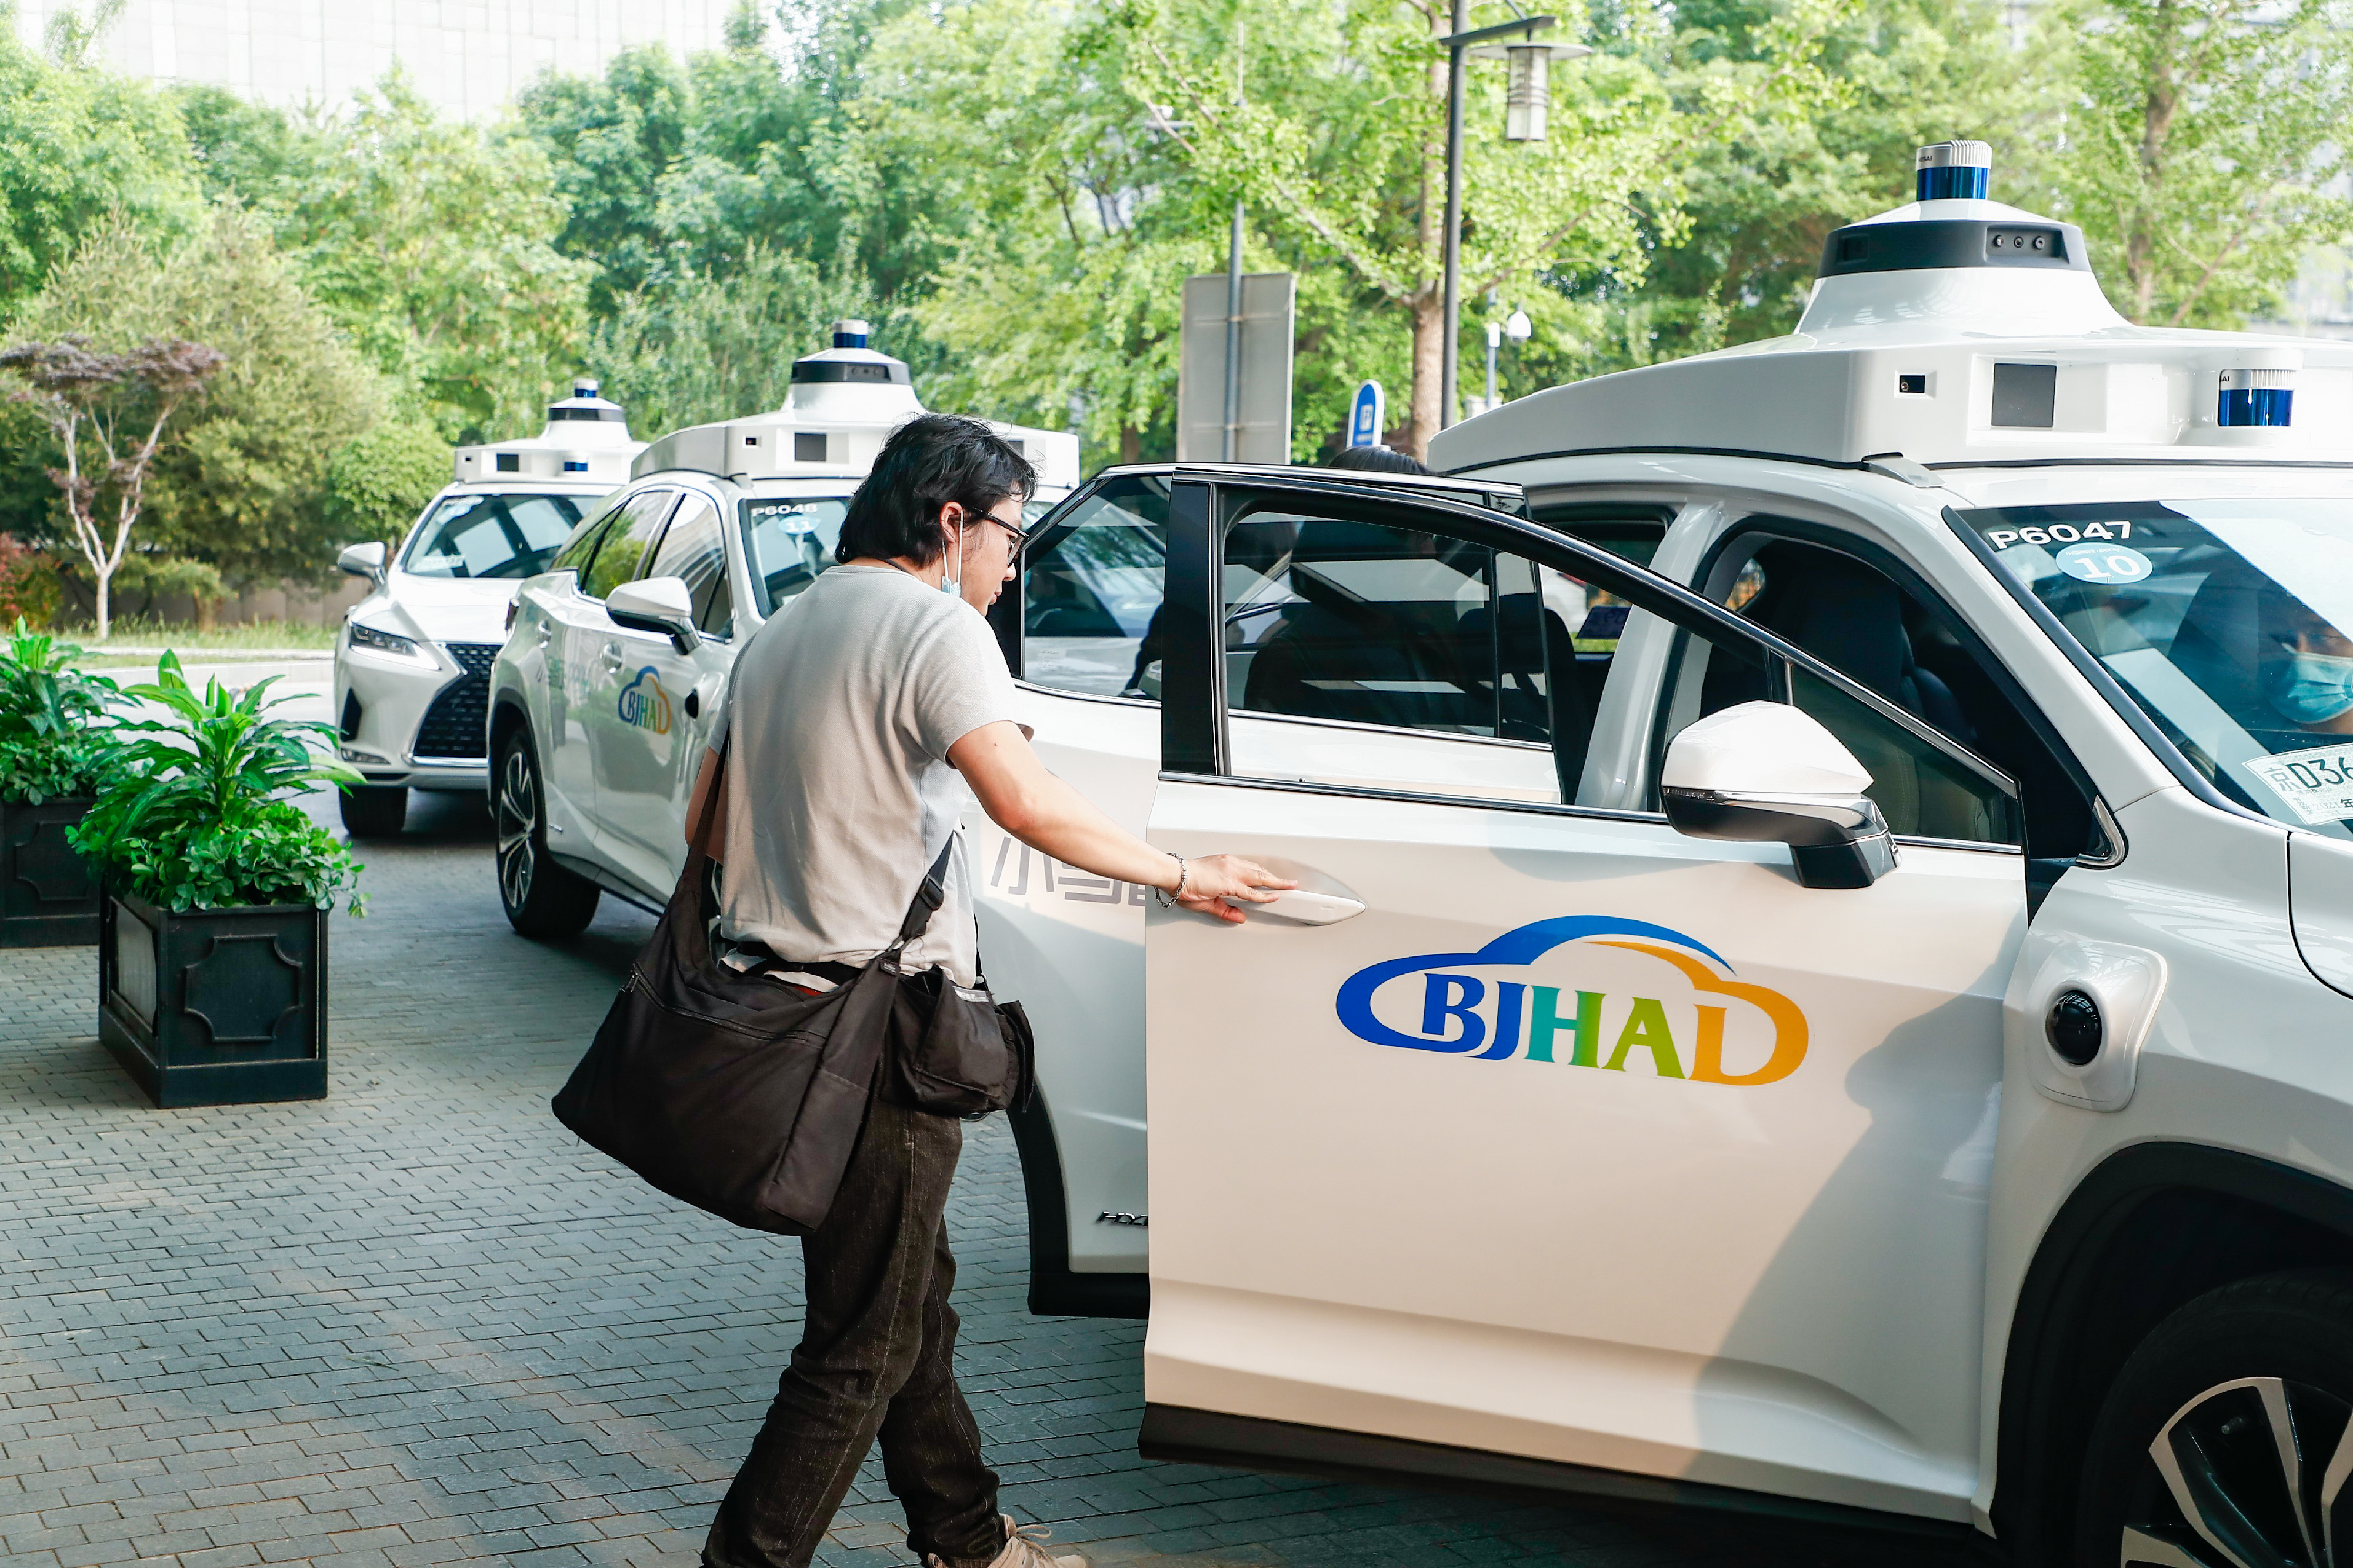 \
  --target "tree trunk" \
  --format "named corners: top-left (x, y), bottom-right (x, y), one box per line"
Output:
top-left (1405, 289), bottom-right (1445, 461)
top-left (1120, 423), bottom-right (1142, 464)
top-left (194, 594), bottom-right (218, 632)
top-left (94, 569), bottom-right (110, 642)
top-left (2129, 0), bottom-right (2181, 323)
